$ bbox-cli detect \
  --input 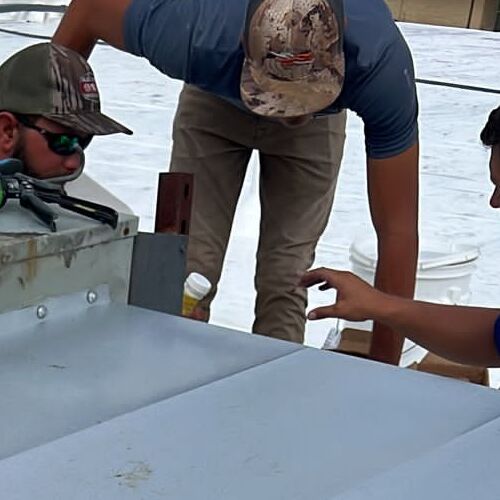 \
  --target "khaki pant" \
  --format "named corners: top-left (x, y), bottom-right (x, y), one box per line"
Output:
top-left (170, 84), bottom-right (346, 343)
